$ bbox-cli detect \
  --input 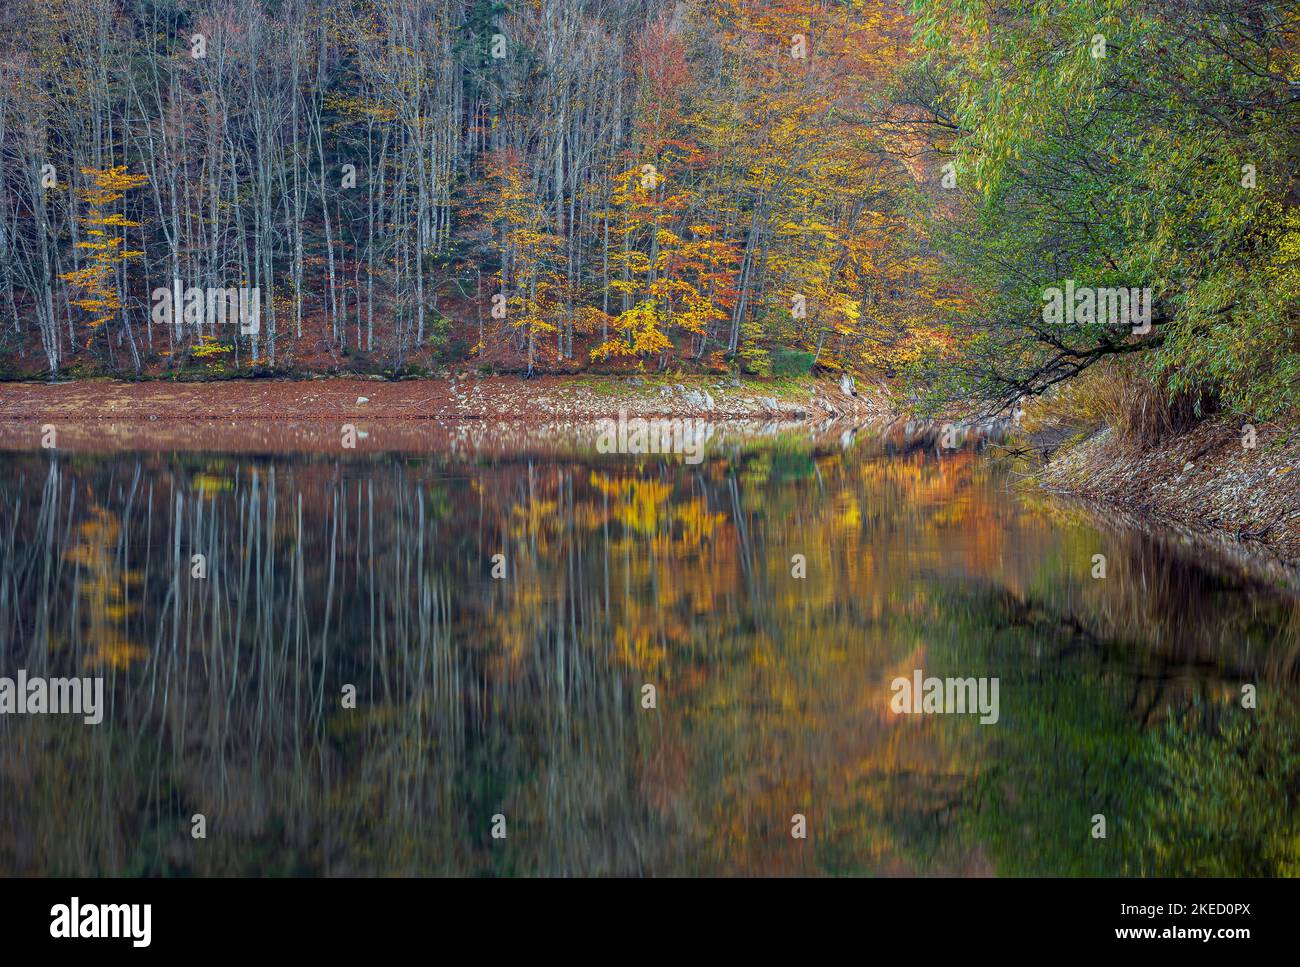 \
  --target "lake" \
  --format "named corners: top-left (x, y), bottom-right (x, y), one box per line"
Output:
top-left (1, 424), bottom-right (1296, 875)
